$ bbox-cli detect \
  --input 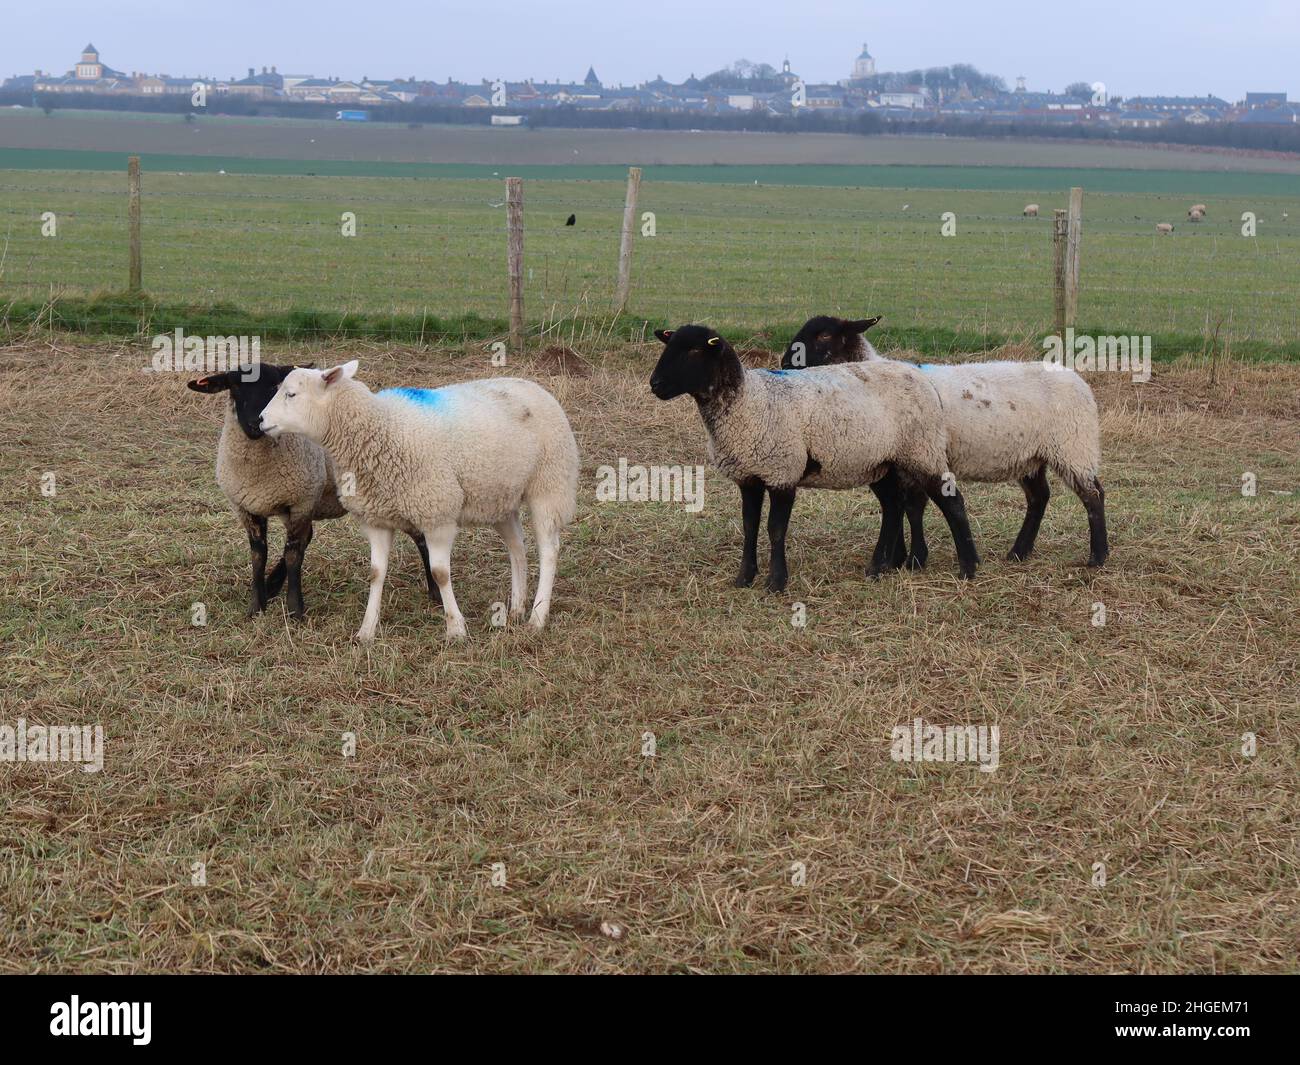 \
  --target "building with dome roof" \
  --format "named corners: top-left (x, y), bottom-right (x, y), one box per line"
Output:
top-left (852, 43), bottom-right (875, 80)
